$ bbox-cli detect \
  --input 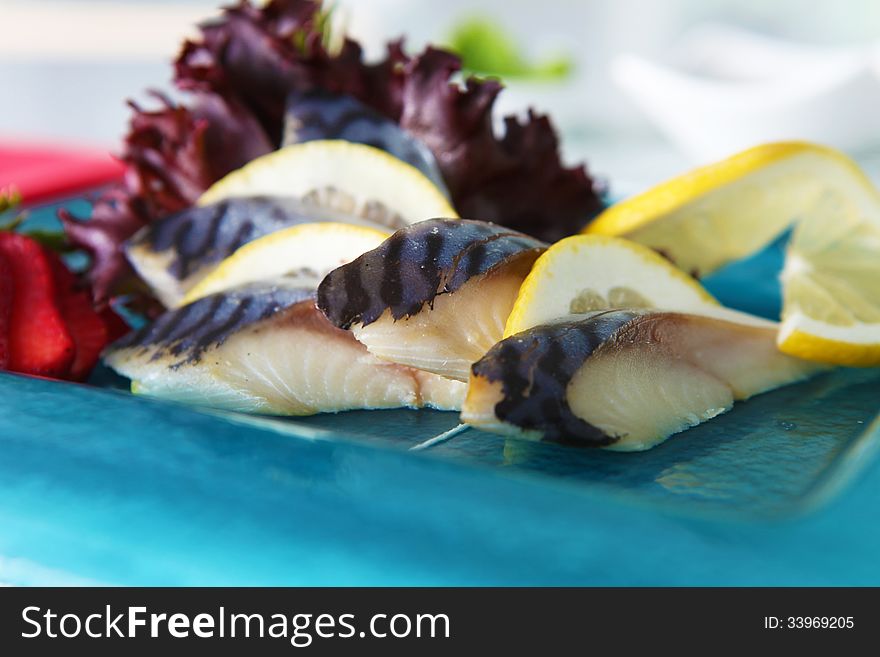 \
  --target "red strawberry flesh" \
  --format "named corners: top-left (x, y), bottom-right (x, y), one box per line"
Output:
top-left (0, 232), bottom-right (75, 377)
top-left (48, 254), bottom-right (111, 381)
top-left (0, 253), bottom-right (12, 369)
